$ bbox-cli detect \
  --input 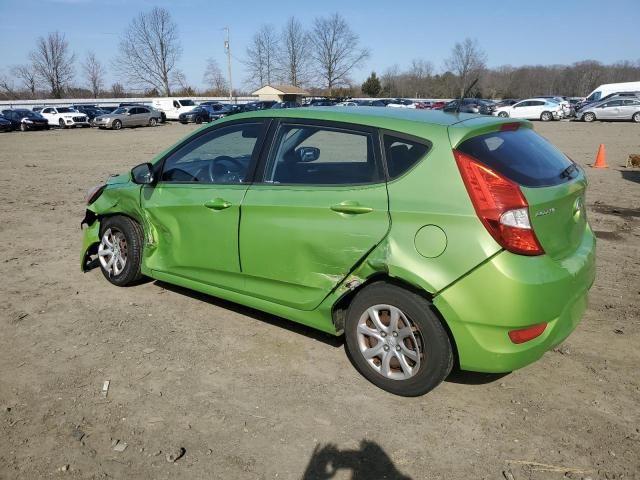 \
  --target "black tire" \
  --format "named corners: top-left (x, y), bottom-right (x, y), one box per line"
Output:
top-left (195, 116), bottom-right (202, 124)
top-left (149, 117), bottom-right (158, 127)
top-left (59, 118), bottom-right (66, 129)
top-left (45, 125), bottom-right (50, 130)
top-left (160, 112), bottom-right (166, 123)
top-left (583, 112), bottom-right (596, 122)
top-left (498, 111), bottom-right (508, 118)
top-left (540, 111), bottom-right (552, 122)
top-left (344, 282), bottom-right (453, 396)
top-left (98, 216), bottom-right (144, 286)
top-left (20, 123), bottom-right (27, 132)
top-left (112, 119), bottom-right (122, 130)
top-left (632, 112), bottom-right (640, 123)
